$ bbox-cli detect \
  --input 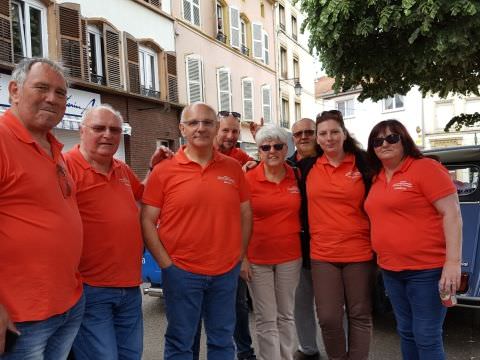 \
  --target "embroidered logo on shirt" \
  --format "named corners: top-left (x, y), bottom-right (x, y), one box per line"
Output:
top-left (392, 180), bottom-right (413, 190)
top-left (345, 171), bottom-right (361, 179)
top-left (287, 186), bottom-right (300, 194)
top-left (119, 177), bottom-right (132, 187)
top-left (217, 176), bottom-right (236, 185)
